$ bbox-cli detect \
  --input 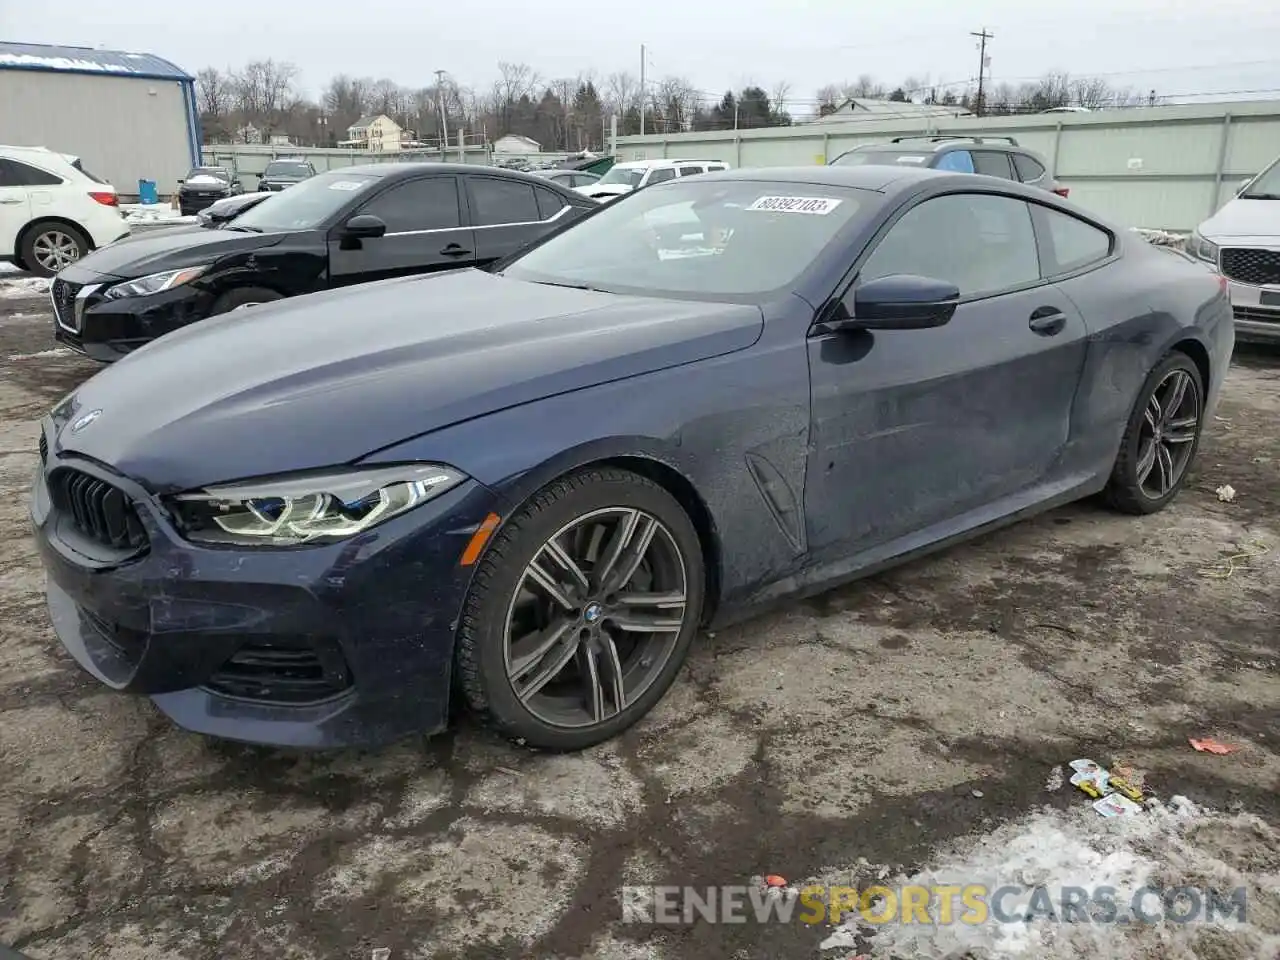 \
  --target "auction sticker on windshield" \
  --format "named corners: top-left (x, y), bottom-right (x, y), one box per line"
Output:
top-left (328, 180), bottom-right (365, 191)
top-left (747, 196), bottom-right (843, 215)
